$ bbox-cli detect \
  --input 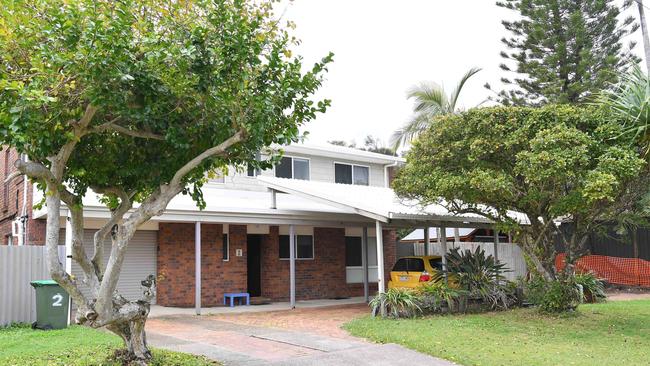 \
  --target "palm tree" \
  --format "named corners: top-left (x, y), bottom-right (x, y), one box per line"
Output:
top-left (390, 67), bottom-right (482, 150)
